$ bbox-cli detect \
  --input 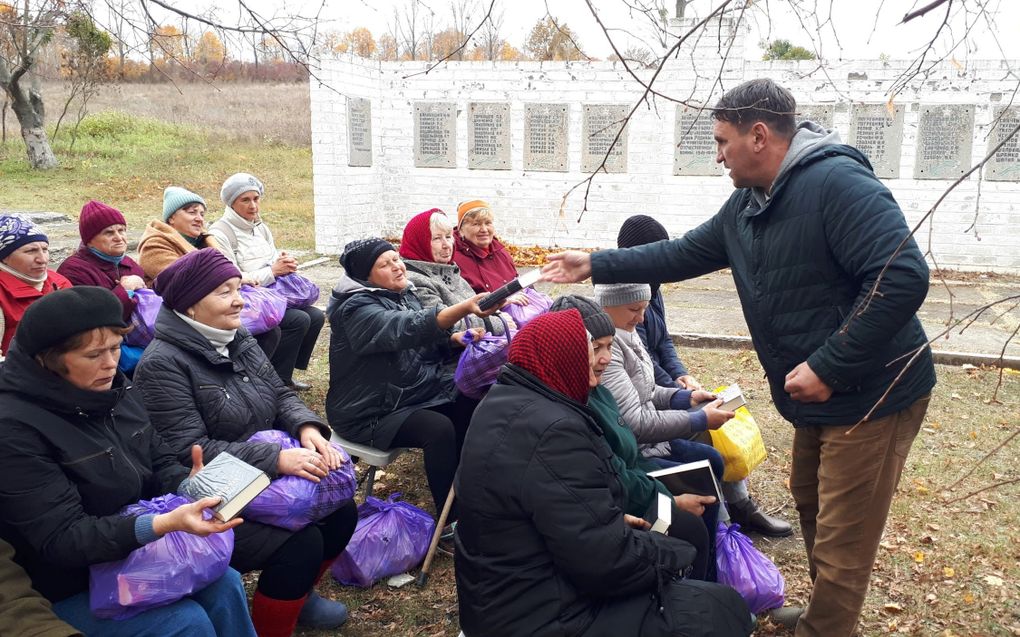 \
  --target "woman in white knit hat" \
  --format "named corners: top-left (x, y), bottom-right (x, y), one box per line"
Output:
top-left (210, 173), bottom-right (323, 391)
